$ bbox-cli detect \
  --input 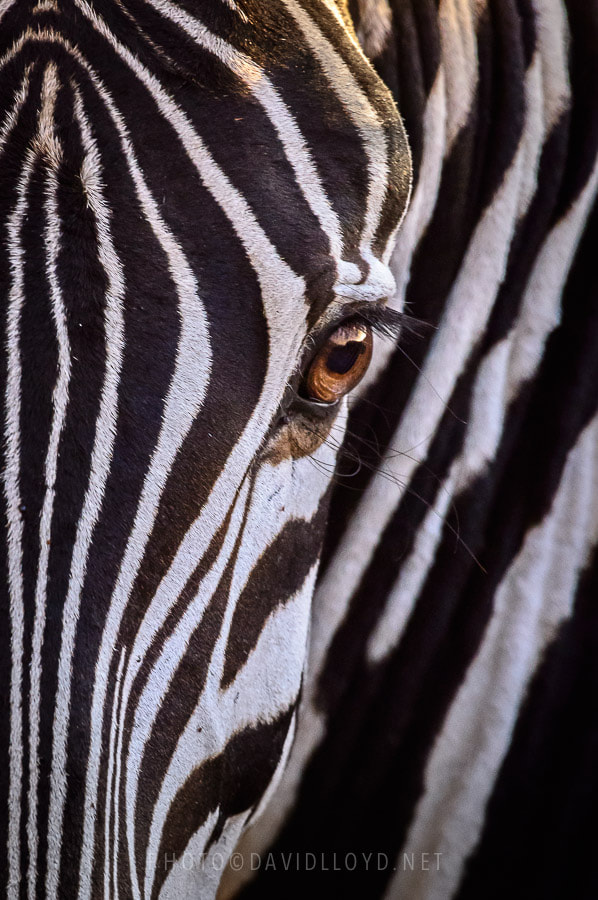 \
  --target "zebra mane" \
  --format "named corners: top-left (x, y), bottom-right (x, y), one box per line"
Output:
top-left (351, 0), bottom-right (393, 59)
